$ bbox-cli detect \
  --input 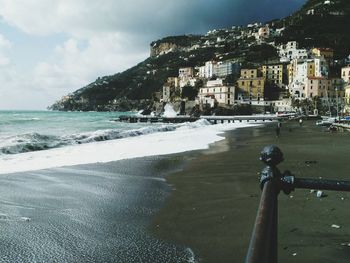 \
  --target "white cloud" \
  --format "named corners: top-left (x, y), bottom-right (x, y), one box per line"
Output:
top-left (33, 33), bottom-right (148, 94)
top-left (0, 34), bottom-right (11, 66)
top-left (0, 0), bottom-right (305, 109)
